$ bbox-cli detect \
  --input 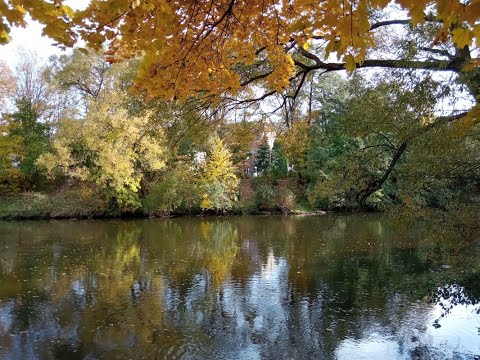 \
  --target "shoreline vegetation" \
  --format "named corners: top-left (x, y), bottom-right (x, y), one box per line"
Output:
top-left (0, 192), bottom-right (328, 221)
top-left (1, 48), bottom-right (479, 235)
